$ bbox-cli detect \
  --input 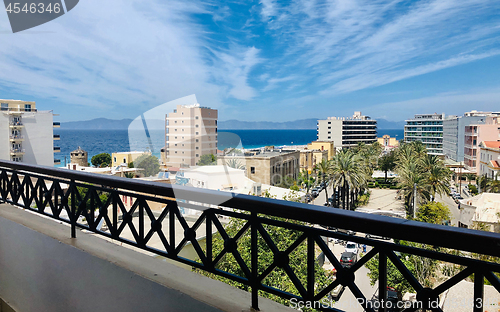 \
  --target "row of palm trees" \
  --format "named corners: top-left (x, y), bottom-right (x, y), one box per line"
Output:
top-left (298, 142), bottom-right (382, 210)
top-left (394, 141), bottom-right (452, 217)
